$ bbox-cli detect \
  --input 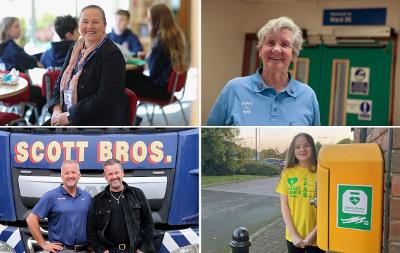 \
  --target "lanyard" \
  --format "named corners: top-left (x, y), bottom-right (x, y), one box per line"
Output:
top-left (73, 35), bottom-right (108, 74)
